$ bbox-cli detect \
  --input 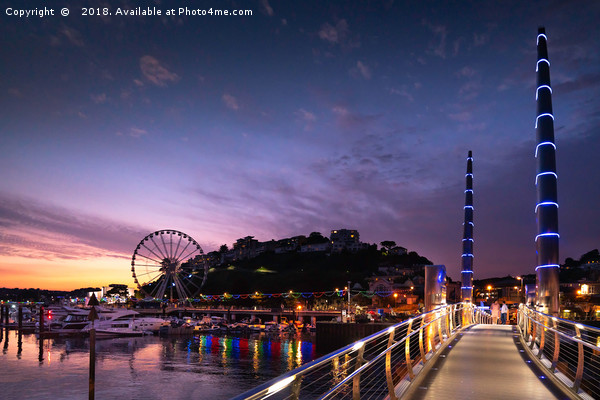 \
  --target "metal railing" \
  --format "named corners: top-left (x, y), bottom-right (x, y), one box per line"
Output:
top-left (232, 302), bottom-right (491, 400)
top-left (517, 305), bottom-right (600, 400)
